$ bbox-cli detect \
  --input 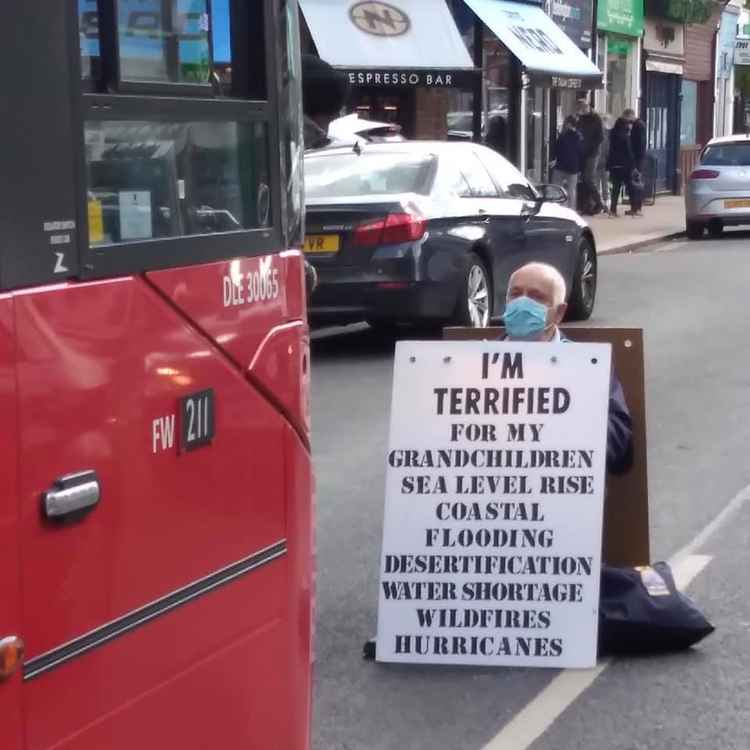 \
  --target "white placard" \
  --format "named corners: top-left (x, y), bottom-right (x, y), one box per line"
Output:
top-left (376, 340), bottom-right (612, 669)
top-left (118, 190), bottom-right (153, 241)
